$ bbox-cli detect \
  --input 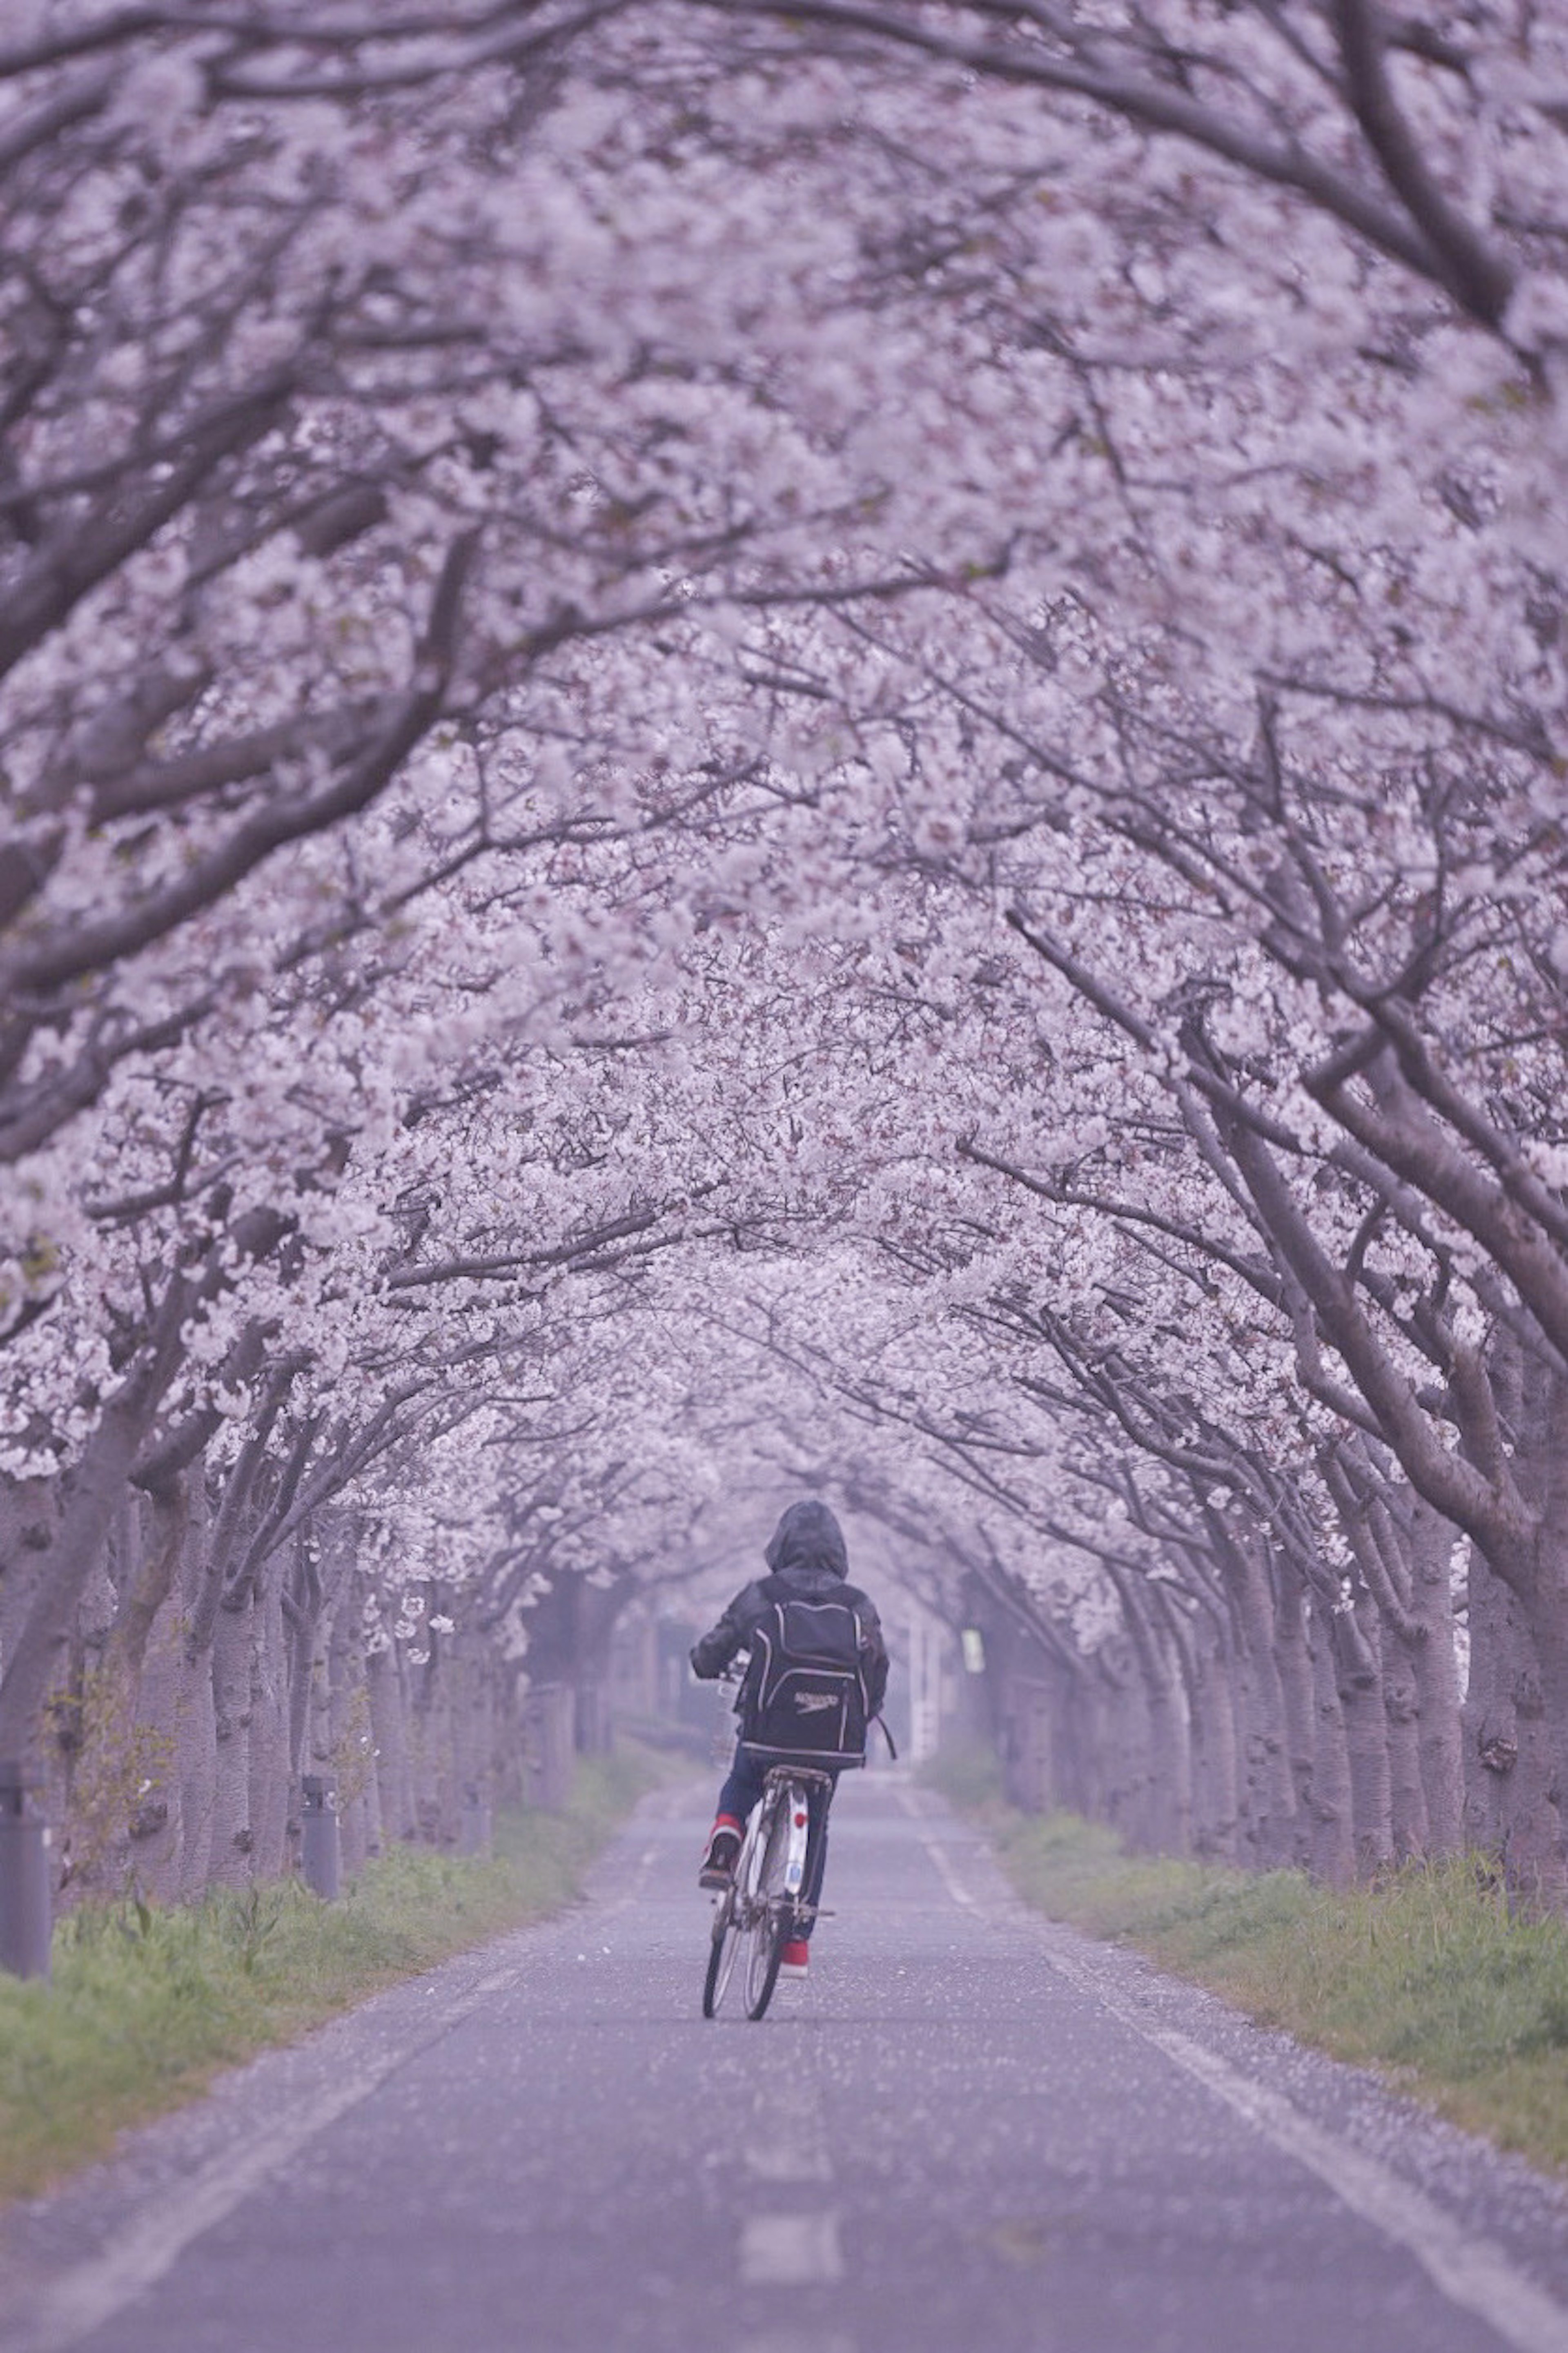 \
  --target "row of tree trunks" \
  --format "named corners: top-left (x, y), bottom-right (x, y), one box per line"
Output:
top-left (5, 1475), bottom-right (566, 1912)
top-left (977, 1475), bottom-right (1504, 1890)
